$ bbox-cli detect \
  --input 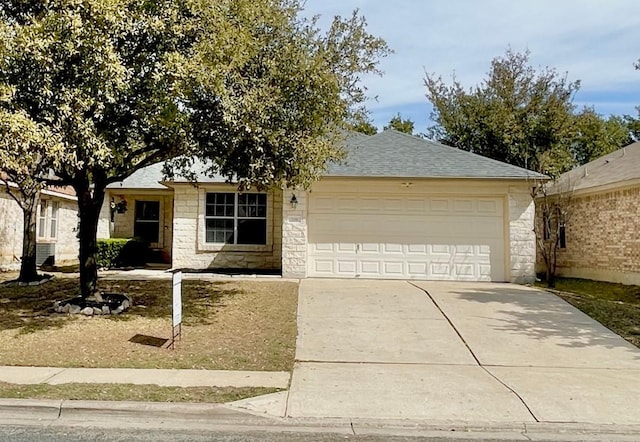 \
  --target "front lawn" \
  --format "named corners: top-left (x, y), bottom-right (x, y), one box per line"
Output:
top-left (0, 382), bottom-right (279, 403)
top-left (536, 277), bottom-right (640, 348)
top-left (0, 275), bottom-right (298, 371)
